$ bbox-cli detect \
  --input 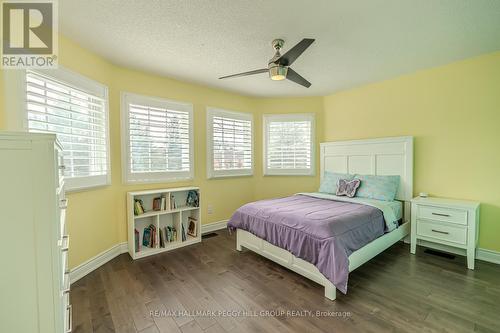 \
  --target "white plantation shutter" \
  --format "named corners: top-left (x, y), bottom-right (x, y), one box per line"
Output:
top-left (122, 93), bottom-right (193, 183)
top-left (207, 108), bottom-right (253, 178)
top-left (264, 114), bottom-right (315, 175)
top-left (25, 69), bottom-right (110, 190)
